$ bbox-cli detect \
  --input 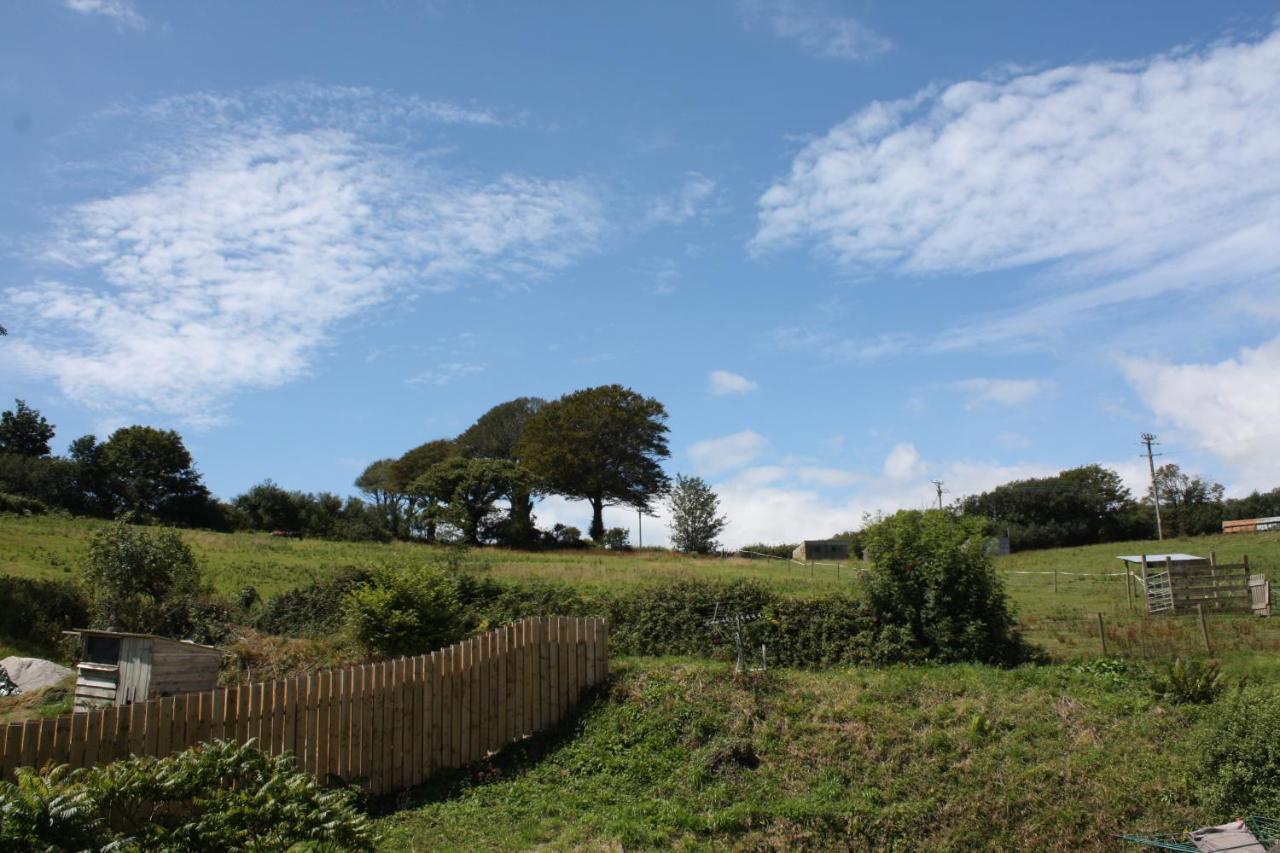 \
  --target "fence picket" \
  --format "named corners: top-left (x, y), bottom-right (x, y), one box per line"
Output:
top-left (1, 618), bottom-right (606, 793)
